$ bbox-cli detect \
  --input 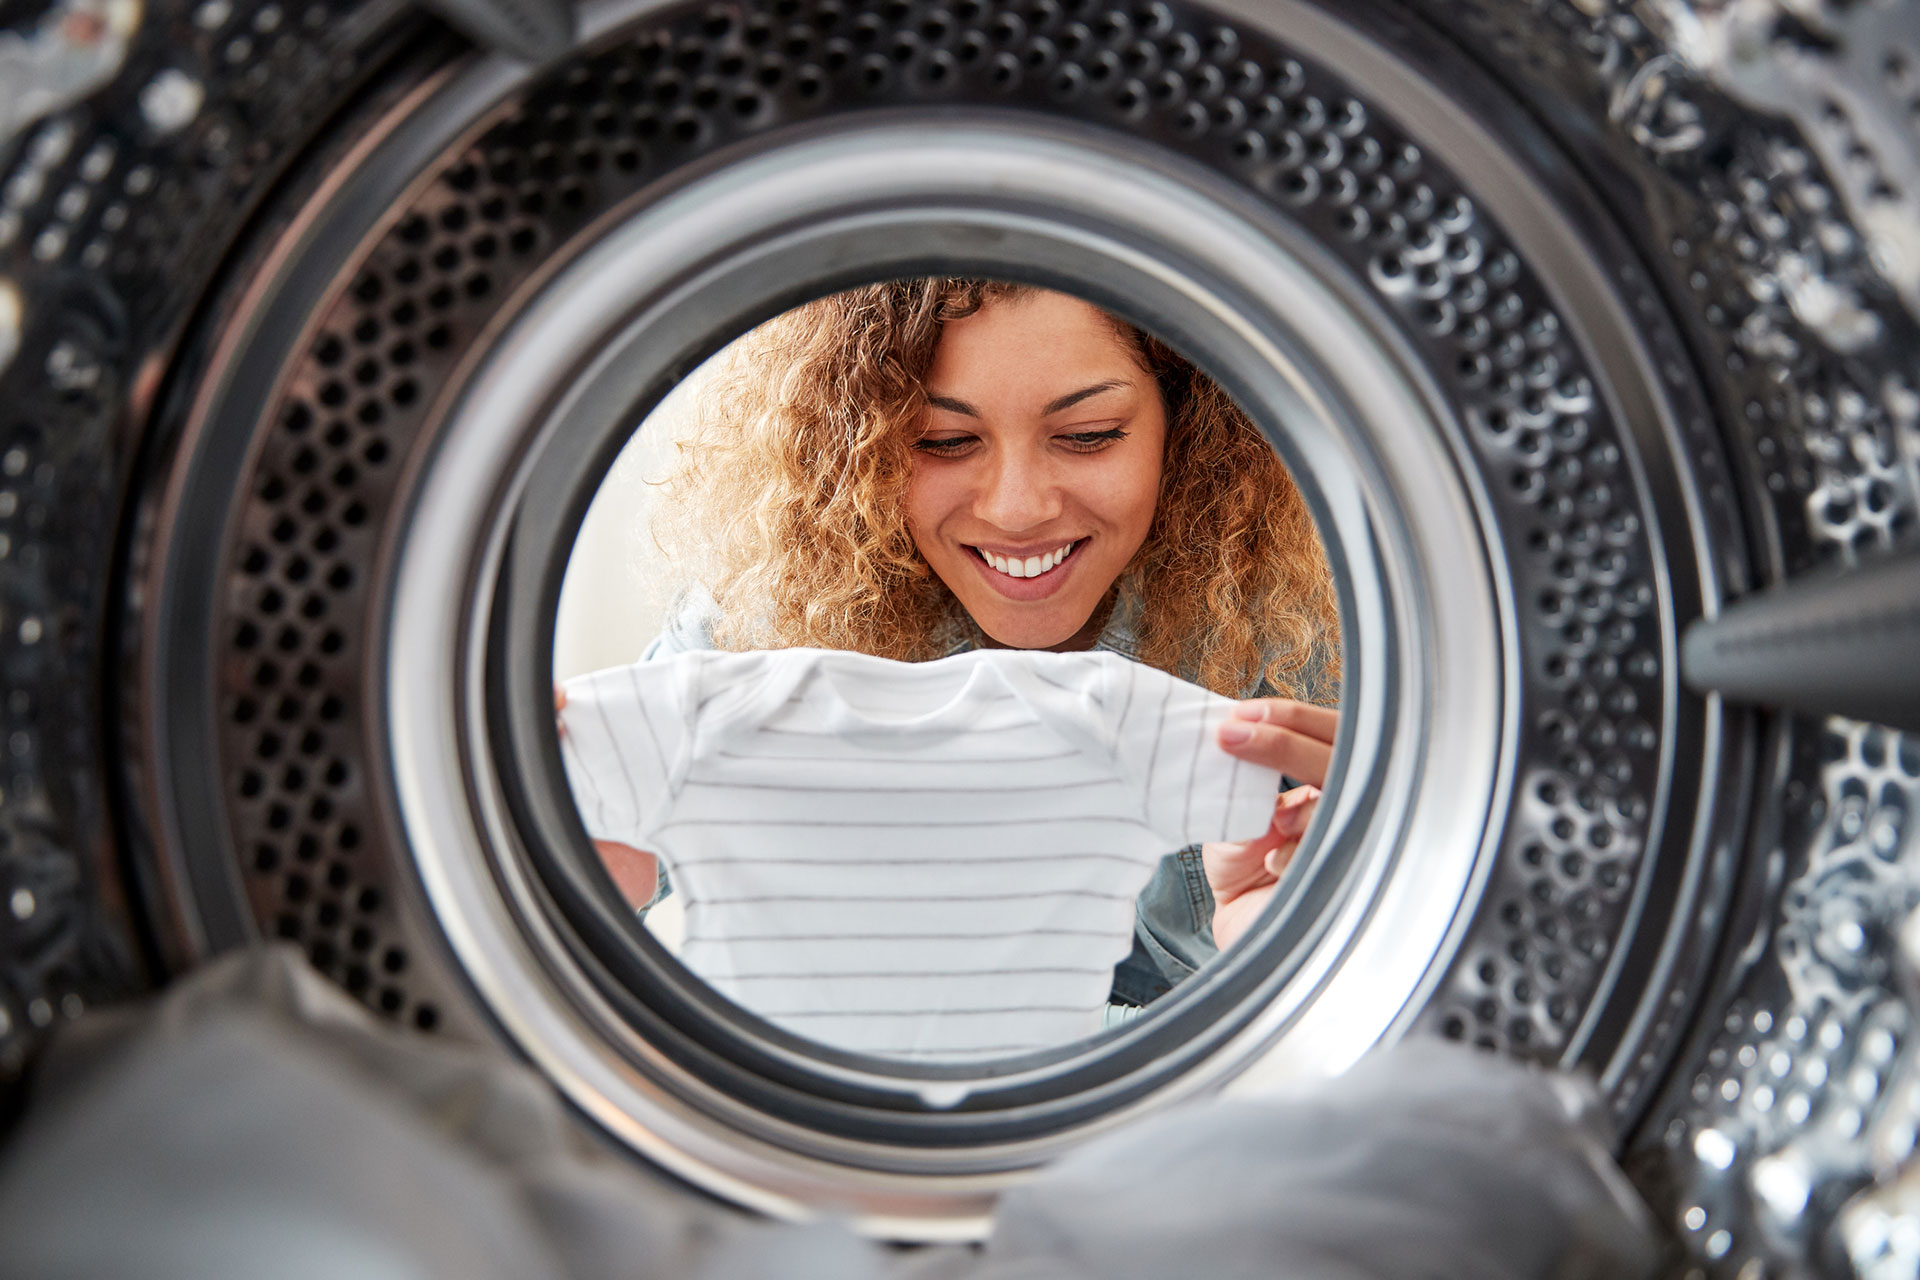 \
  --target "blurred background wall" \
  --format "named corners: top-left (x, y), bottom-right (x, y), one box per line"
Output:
top-left (552, 362), bottom-right (715, 682)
